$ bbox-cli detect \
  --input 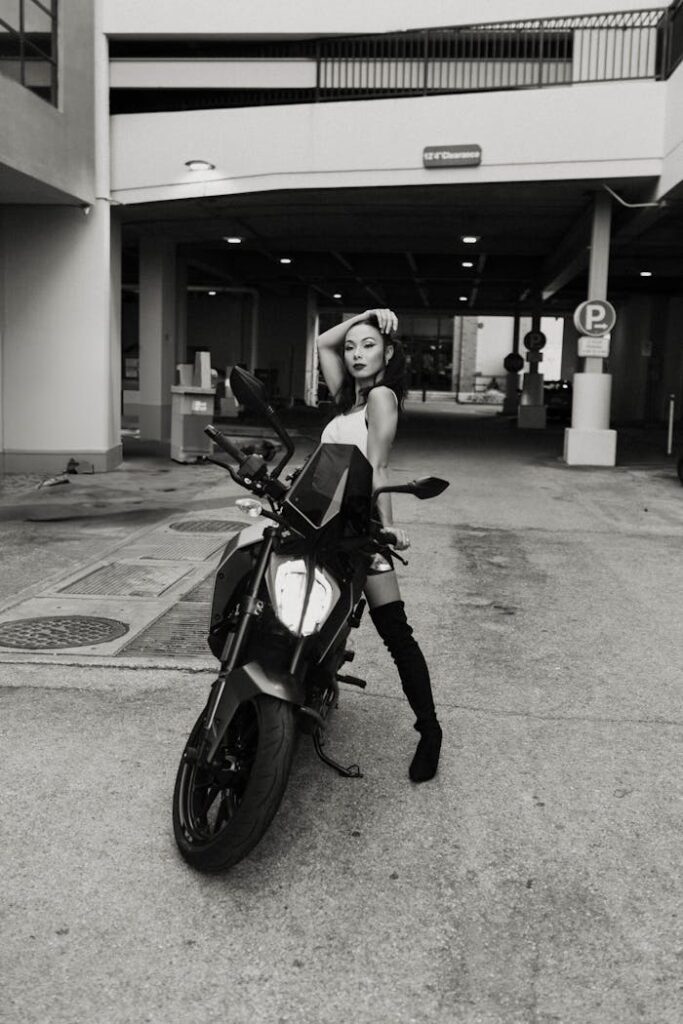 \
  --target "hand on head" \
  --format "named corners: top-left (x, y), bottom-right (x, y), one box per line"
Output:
top-left (364, 309), bottom-right (398, 335)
